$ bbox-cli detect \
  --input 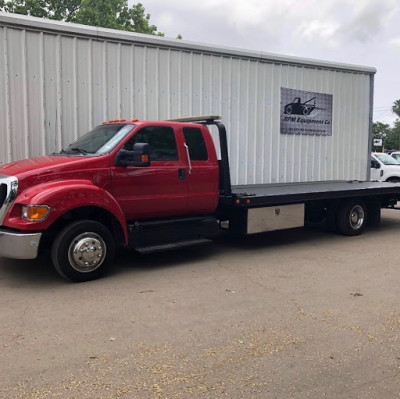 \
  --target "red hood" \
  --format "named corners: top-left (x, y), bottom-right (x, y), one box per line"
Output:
top-left (0, 155), bottom-right (111, 192)
top-left (0, 155), bottom-right (89, 176)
